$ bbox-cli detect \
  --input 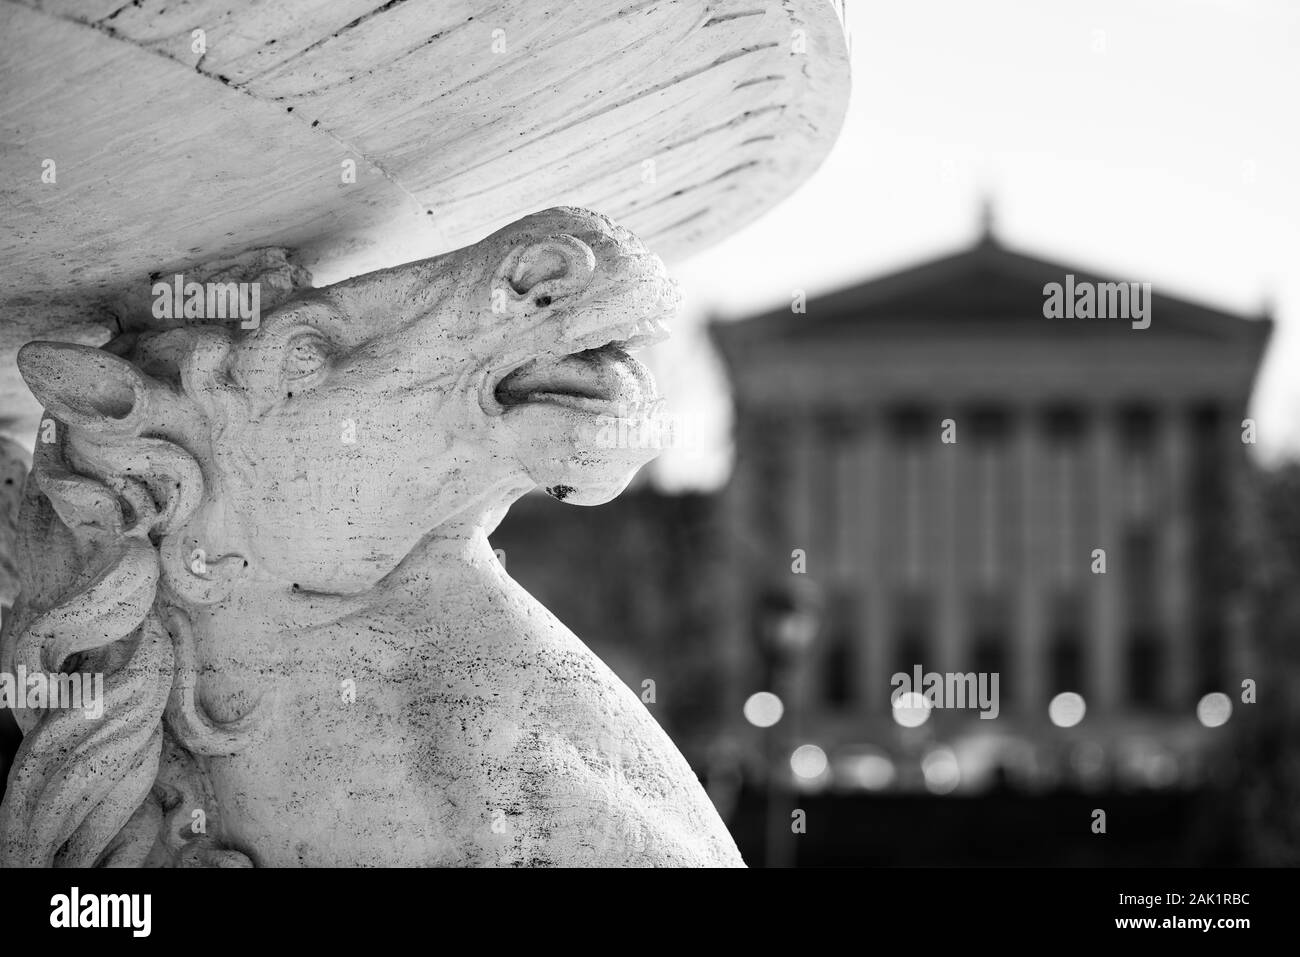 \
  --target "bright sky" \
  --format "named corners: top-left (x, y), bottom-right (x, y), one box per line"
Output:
top-left (651, 0), bottom-right (1300, 490)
